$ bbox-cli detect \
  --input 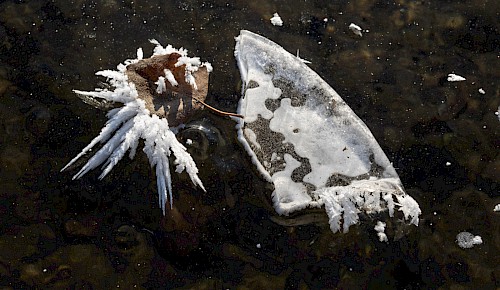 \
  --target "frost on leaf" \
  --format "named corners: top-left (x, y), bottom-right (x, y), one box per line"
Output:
top-left (126, 52), bottom-right (210, 127)
top-left (62, 40), bottom-right (210, 214)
